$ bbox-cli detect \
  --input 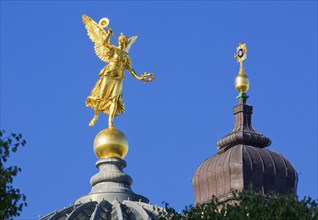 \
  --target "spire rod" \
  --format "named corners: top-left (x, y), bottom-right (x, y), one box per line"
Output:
top-left (234, 43), bottom-right (250, 96)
